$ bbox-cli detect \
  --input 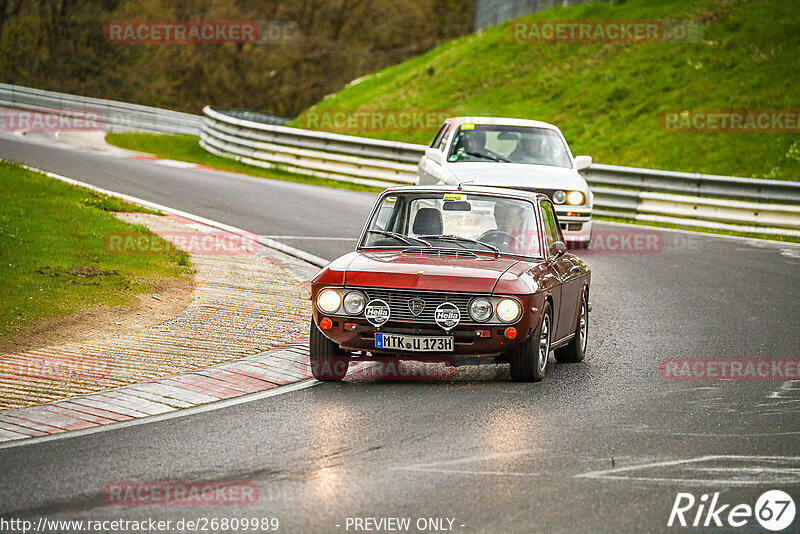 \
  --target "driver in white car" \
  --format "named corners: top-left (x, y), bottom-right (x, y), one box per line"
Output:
top-left (508, 132), bottom-right (550, 164)
top-left (451, 130), bottom-right (487, 161)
